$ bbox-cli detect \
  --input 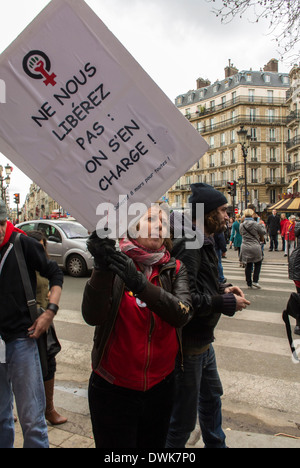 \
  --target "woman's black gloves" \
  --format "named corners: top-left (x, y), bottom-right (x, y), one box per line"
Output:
top-left (86, 231), bottom-right (116, 270)
top-left (108, 252), bottom-right (147, 295)
top-left (87, 232), bottom-right (147, 295)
